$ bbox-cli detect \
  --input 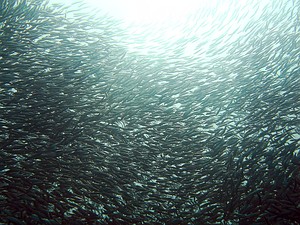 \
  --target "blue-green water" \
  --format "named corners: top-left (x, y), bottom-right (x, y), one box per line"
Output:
top-left (0, 0), bottom-right (299, 224)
